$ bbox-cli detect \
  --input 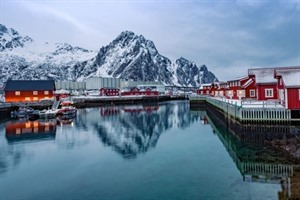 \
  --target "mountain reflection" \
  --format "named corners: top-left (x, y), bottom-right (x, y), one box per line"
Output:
top-left (96, 101), bottom-right (200, 159)
top-left (192, 105), bottom-right (300, 200)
